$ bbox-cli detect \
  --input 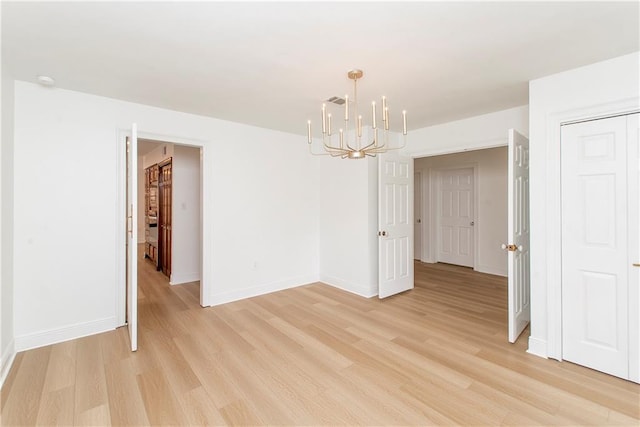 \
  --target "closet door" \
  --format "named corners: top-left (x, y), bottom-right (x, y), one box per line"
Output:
top-left (159, 160), bottom-right (172, 278)
top-left (561, 113), bottom-right (638, 382)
